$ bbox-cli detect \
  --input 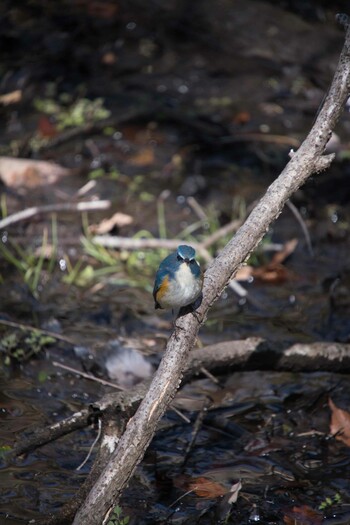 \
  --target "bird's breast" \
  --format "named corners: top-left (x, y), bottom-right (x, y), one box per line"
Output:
top-left (175, 262), bottom-right (197, 288)
top-left (158, 263), bottom-right (201, 309)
